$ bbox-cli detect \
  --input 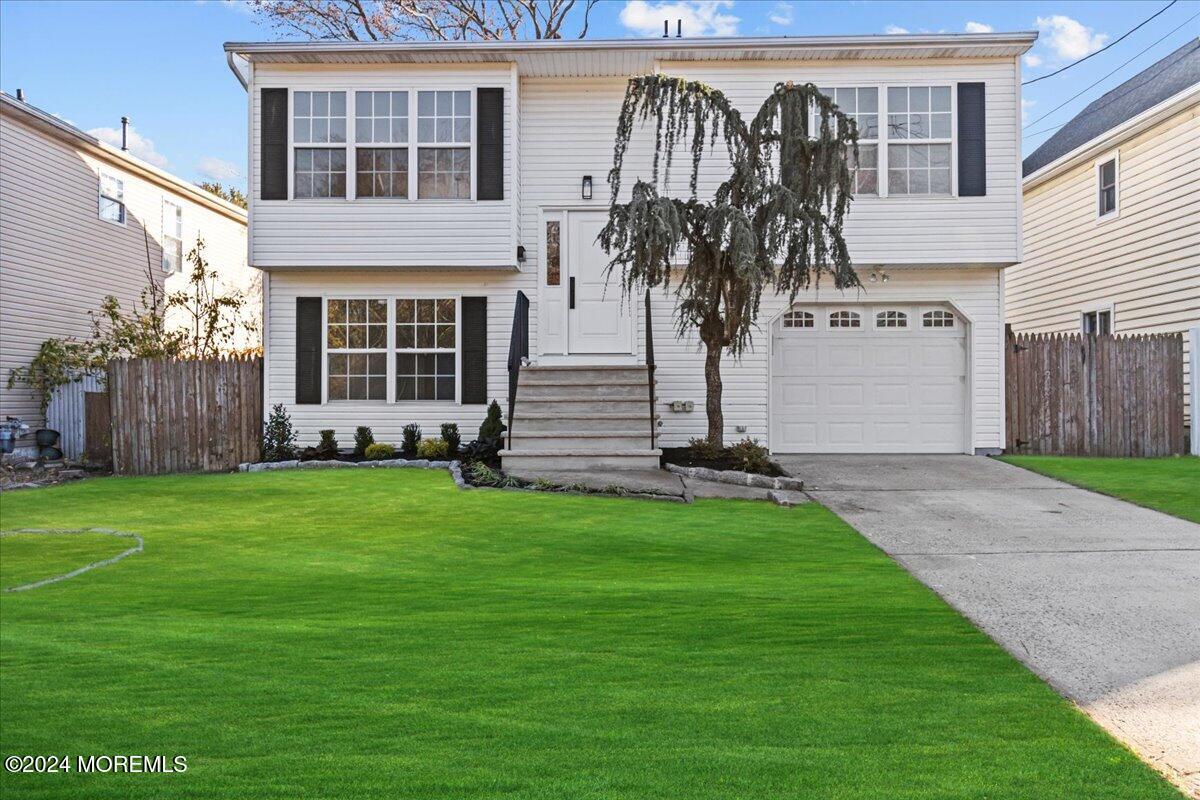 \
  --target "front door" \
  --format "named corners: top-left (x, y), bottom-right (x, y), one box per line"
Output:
top-left (566, 211), bottom-right (632, 354)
